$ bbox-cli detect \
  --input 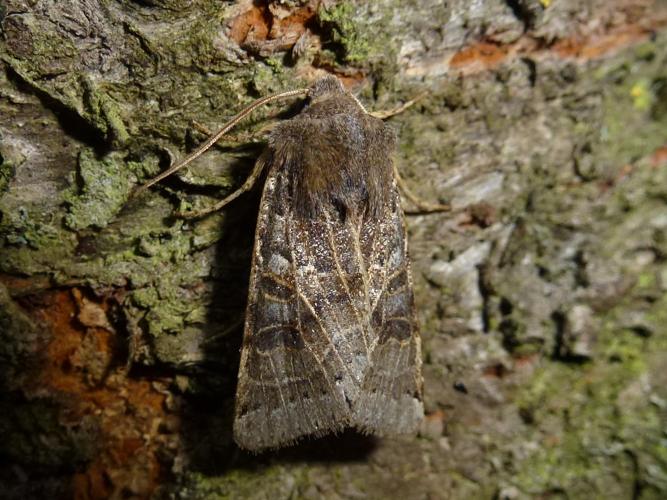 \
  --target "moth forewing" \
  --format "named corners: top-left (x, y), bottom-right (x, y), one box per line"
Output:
top-left (232, 76), bottom-right (423, 452)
